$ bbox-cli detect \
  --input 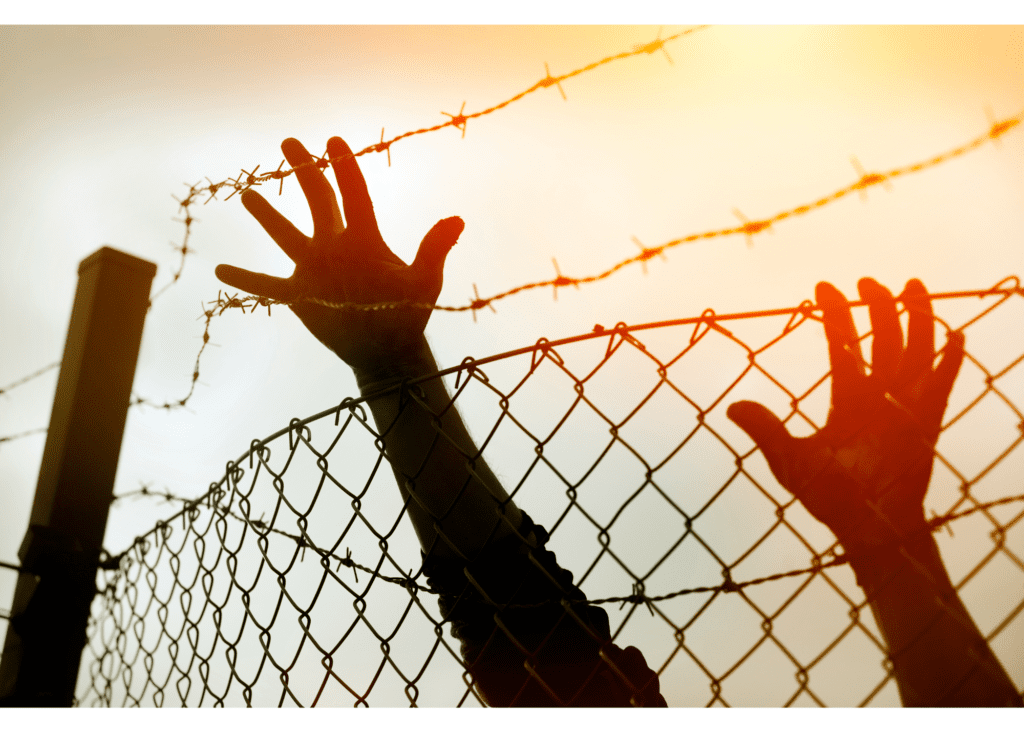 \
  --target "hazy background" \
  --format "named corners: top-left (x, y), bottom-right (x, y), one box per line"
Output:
top-left (1, 23), bottom-right (1022, 706)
